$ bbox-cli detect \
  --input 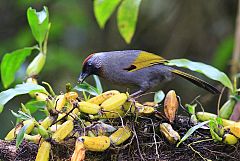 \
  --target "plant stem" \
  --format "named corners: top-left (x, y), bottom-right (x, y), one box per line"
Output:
top-left (231, 0), bottom-right (240, 82)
